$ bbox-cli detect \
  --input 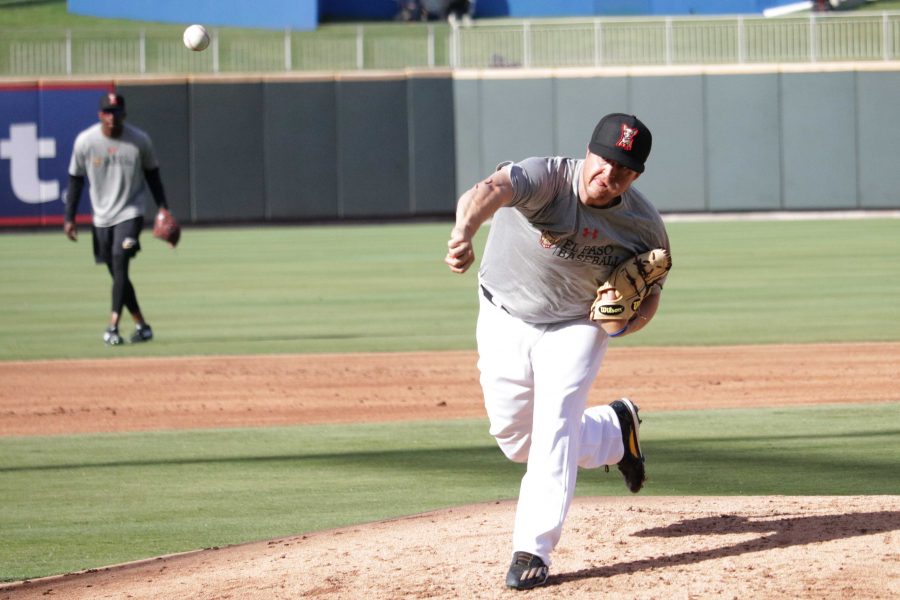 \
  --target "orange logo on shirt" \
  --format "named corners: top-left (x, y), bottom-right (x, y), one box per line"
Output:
top-left (539, 231), bottom-right (562, 249)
